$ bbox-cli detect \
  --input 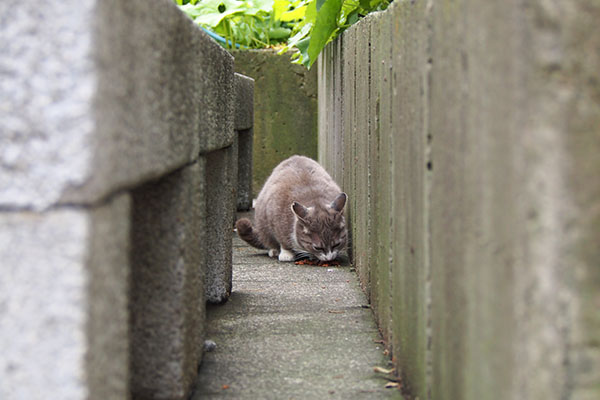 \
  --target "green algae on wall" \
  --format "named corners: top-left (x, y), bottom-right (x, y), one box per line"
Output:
top-left (230, 50), bottom-right (318, 198)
